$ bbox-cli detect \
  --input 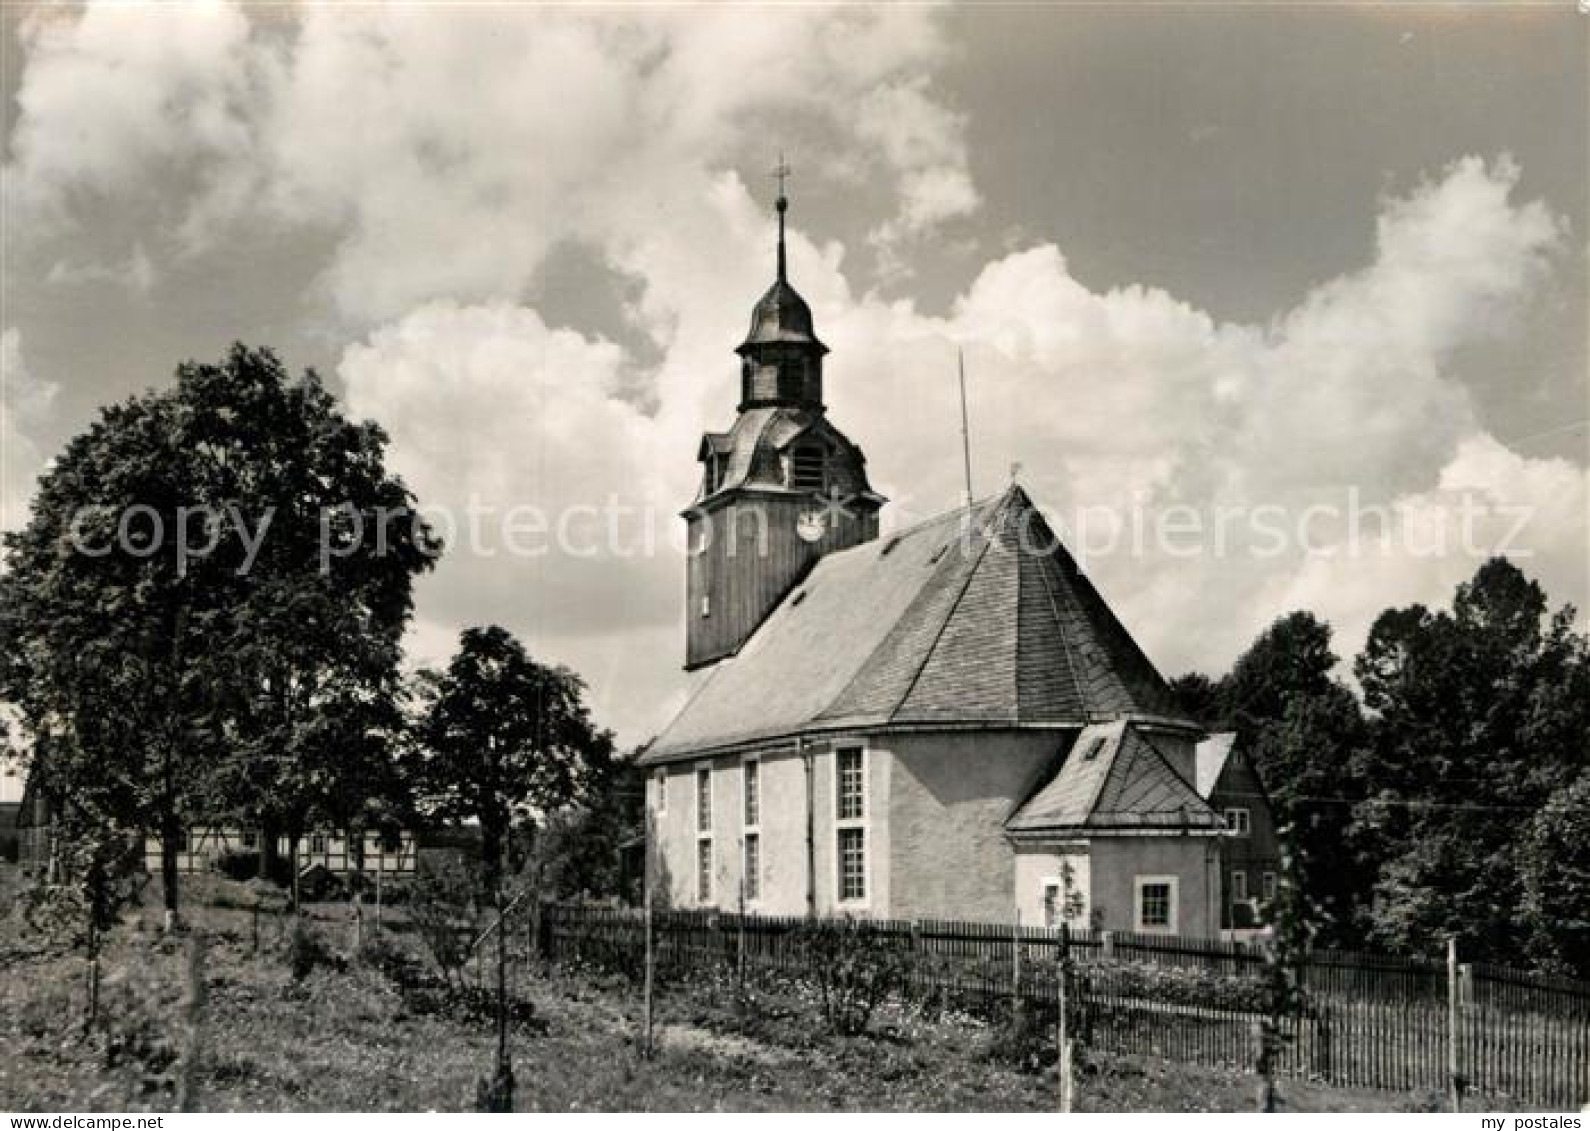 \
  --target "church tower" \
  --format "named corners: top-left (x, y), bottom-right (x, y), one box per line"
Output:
top-left (684, 174), bottom-right (884, 669)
